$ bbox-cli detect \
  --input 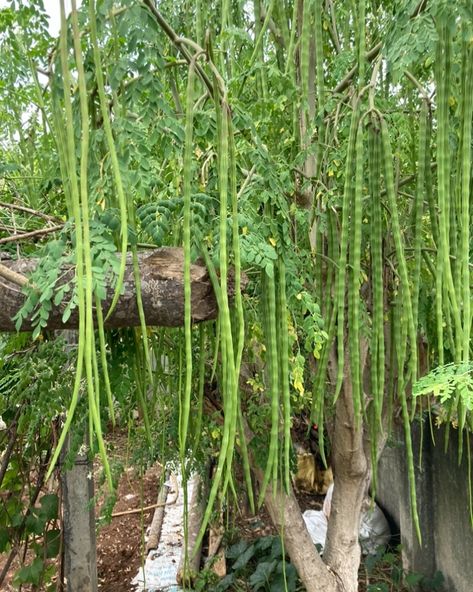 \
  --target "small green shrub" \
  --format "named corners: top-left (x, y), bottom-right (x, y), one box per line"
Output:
top-left (213, 536), bottom-right (301, 592)
top-left (362, 546), bottom-right (445, 592)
